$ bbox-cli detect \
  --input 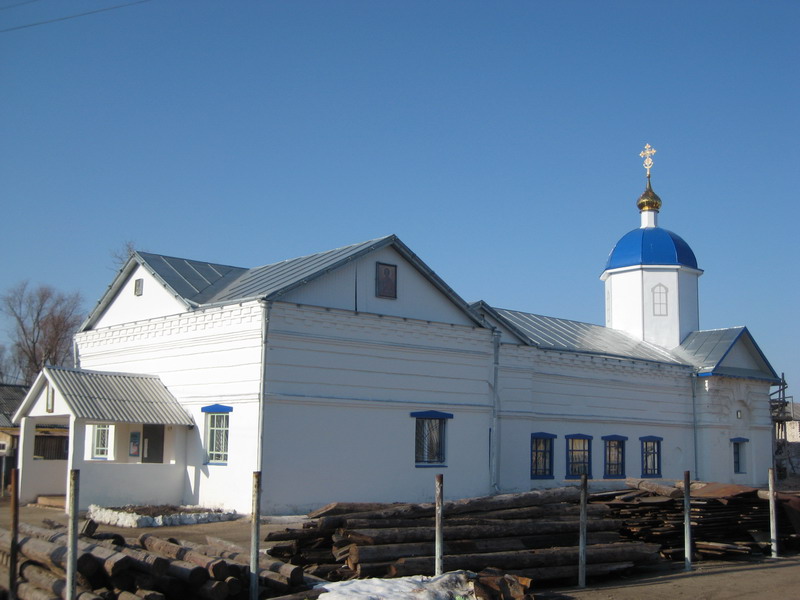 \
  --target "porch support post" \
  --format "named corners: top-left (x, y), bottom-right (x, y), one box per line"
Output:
top-left (67, 417), bottom-right (86, 514)
top-left (16, 417), bottom-right (35, 505)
